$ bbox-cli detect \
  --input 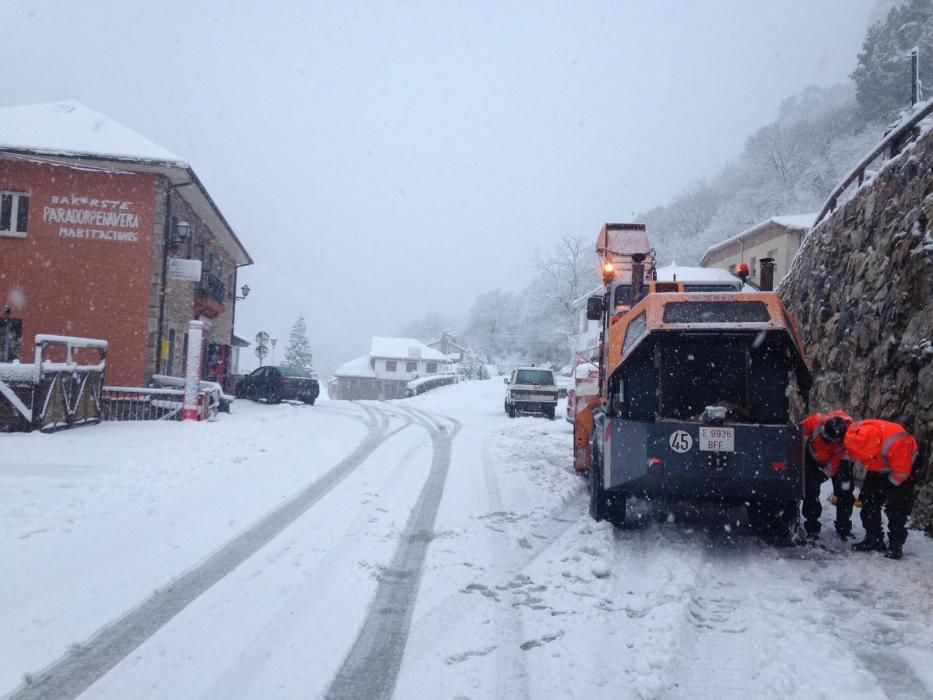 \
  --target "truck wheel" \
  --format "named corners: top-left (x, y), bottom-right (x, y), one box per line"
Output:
top-left (545, 406), bottom-right (556, 420)
top-left (589, 441), bottom-right (626, 526)
top-left (508, 404), bottom-right (516, 418)
top-left (774, 500), bottom-right (801, 546)
top-left (748, 499), bottom-right (798, 546)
